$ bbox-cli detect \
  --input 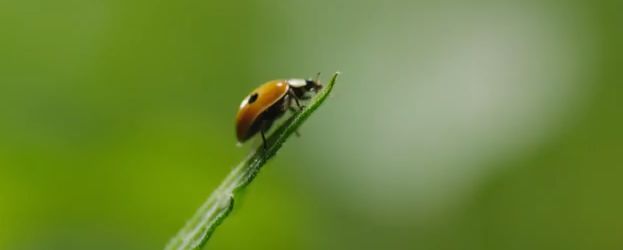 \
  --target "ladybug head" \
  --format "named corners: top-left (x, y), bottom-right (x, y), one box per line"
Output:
top-left (305, 72), bottom-right (323, 92)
